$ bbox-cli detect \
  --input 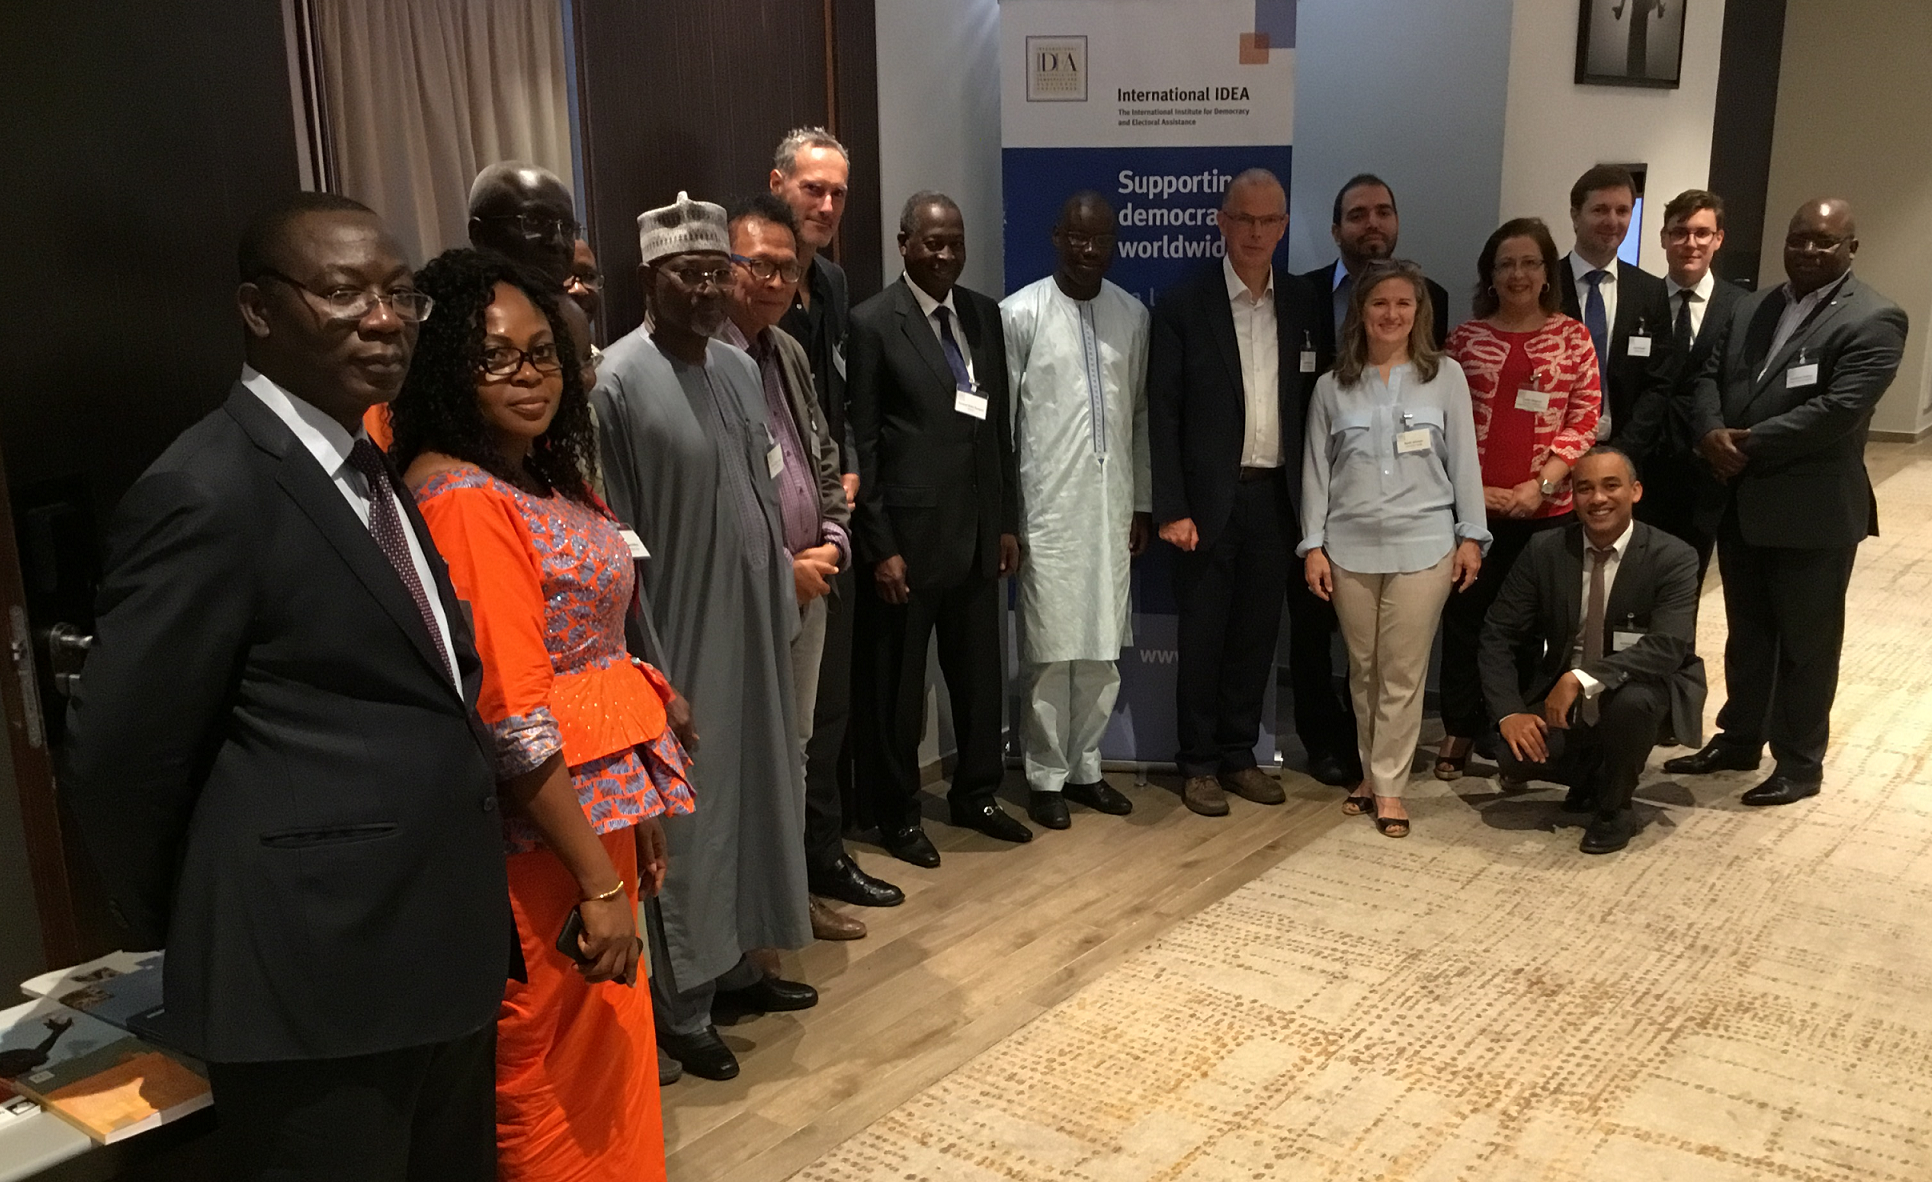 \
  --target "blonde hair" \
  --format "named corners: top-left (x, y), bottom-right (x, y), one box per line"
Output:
top-left (1332, 259), bottom-right (1441, 386)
